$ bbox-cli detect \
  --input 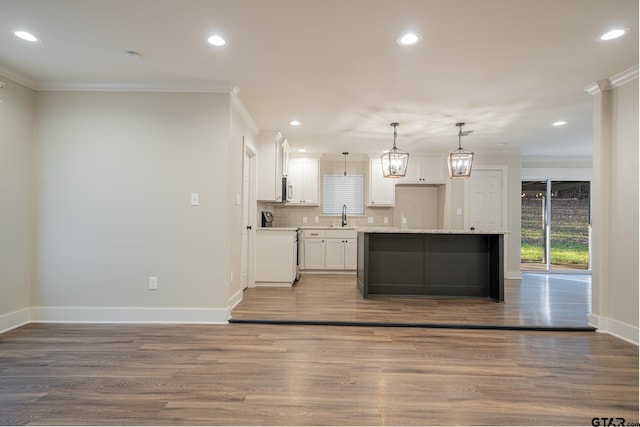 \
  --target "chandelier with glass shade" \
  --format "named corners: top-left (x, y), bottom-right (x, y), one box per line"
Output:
top-left (448, 122), bottom-right (474, 178)
top-left (380, 122), bottom-right (409, 178)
